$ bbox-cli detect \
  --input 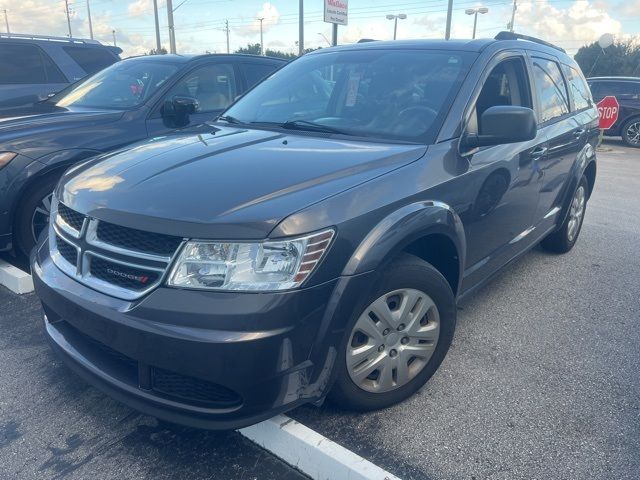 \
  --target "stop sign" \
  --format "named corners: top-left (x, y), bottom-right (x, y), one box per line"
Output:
top-left (596, 96), bottom-right (619, 130)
